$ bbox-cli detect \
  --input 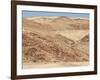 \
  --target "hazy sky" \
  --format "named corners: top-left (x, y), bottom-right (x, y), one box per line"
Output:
top-left (22, 11), bottom-right (89, 19)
